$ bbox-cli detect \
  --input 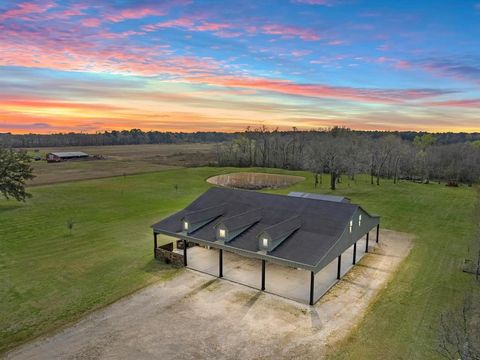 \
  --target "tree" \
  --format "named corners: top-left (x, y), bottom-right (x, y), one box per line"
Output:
top-left (0, 148), bottom-right (35, 201)
top-left (414, 134), bottom-right (436, 183)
